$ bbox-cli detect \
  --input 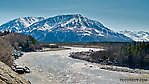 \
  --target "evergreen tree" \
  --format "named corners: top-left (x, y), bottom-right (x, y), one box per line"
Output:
top-left (127, 43), bottom-right (134, 68)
